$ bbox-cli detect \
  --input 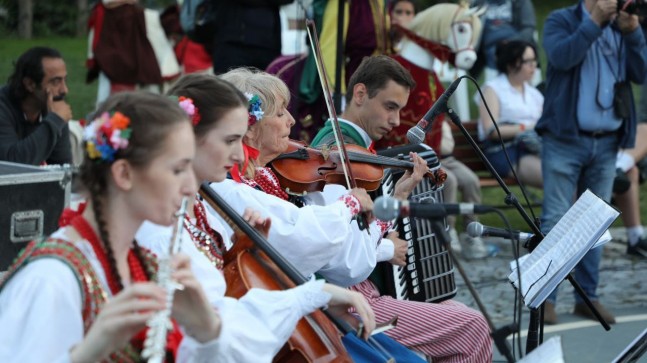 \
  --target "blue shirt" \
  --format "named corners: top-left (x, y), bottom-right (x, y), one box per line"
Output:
top-left (535, 1), bottom-right (647, 148)
top-left (577, 4), bottom-right (624, 132)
